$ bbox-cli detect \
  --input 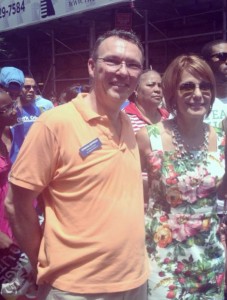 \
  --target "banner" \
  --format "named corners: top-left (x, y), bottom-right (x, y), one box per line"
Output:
top-left (0, 0), bottom-right (130, 32)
